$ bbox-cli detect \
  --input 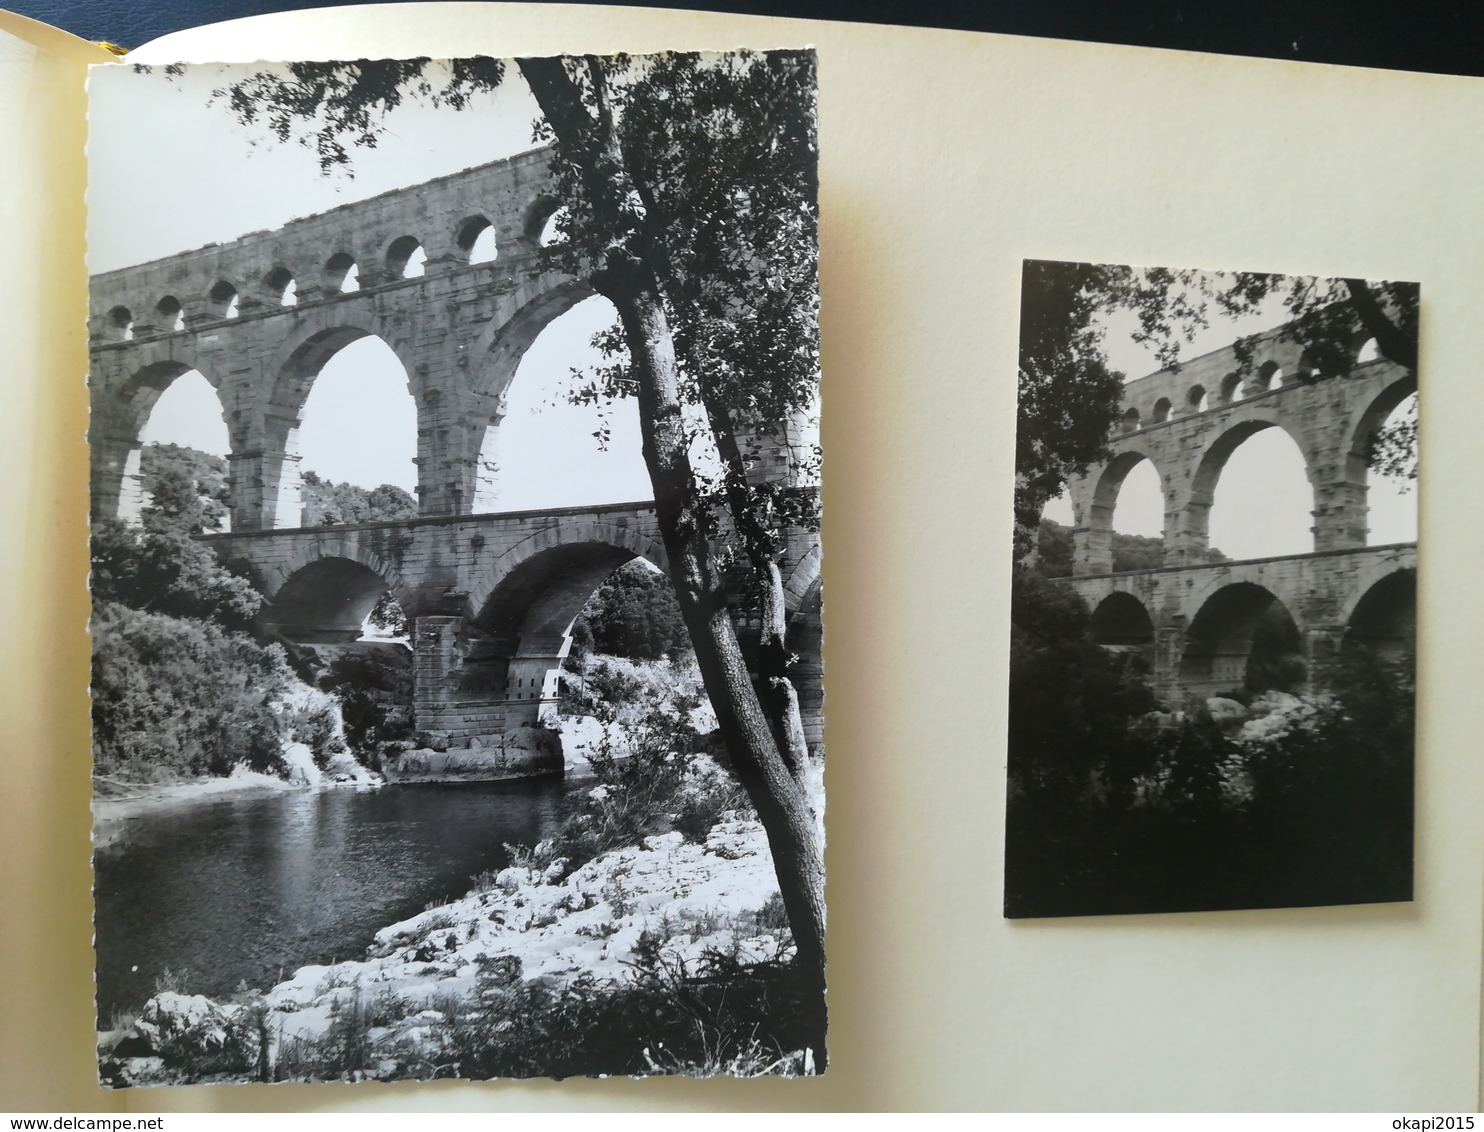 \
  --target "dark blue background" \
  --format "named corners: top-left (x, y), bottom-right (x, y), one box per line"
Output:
top-left (10, 0), bottom-right (1484, 79)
